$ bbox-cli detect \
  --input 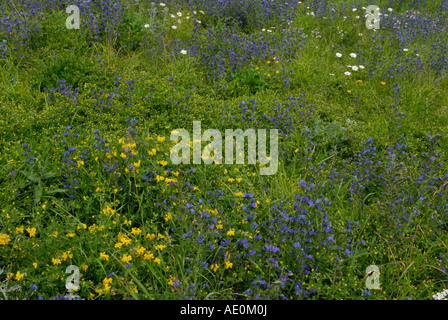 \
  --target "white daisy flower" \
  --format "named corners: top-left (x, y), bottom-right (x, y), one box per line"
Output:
top-left (172, 25), bottom-right (177, 29)
top-left (352, 66), bottom-right (358, 71)
top-left (350, 53), bottom-right (357, 58)
top-left (180, 49), bottom-right (187, 55)
top-left (144, 24), bottom-right (150, 28)
top-left (403, 48), bottom-right (409, 52)
top-left (352, 8), bottom-right (357, 11)
top-left (177, 12), bottom-right (182, 17)
top-left (359, 65), bottom-right (365, 69)
top-left (178, 19), bottom-right (182, 23)
top-left (336, 53), bottom-right (342, 57)
top-left (170, 14), bottom-right (175, 18)
top-left (159, 3), bottom-right (165, 6)
top-left (388, 8), bottom-right (393, 12)
top-left (344, 71), bottom-right (351, 76)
